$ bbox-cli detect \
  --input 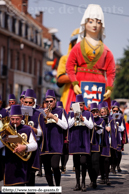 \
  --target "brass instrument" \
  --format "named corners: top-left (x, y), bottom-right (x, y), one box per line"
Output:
top-left (75, 111), bottom-right (85, 126)
top-left (0, 117), bottom-right (32, 161)
top-left (21, 114), bottom-right (34, 127)
top-left (44, 104), bottom-right (52, 124)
